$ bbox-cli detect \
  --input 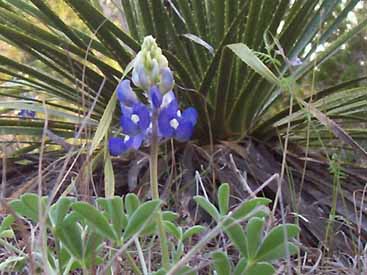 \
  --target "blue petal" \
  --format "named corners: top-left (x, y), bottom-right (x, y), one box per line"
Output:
top-left (120, 116), bottom-right (140, 136)
top-left (117, 80), bottom-right (138, 107)
top-left (109, 137), bottom-right (127, 156)
top-left (149, 85), bottom-right (163, 109)
top-left (28, 111), bottom-right (36, 118)
top-left (162, 91), bottom-right (176, 108)
top-left (175, 121), bottom-right (193, 141)
top-left (159, 67), bottom-right (174, 93)
top-left (158, 108), bottom-right (175, 138)
top-left (129, 133), bottom-right (145, 150)
top-left (18, 110), bottom-right (26, 117)
top-left (181, 107), bottom-right (198, 126)
top-left (120, 105), bottom-right (133, 117)
top-left (165, 99), bottom-right (179, 117)
top-left (133, 103), bottom-right (151, 130)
